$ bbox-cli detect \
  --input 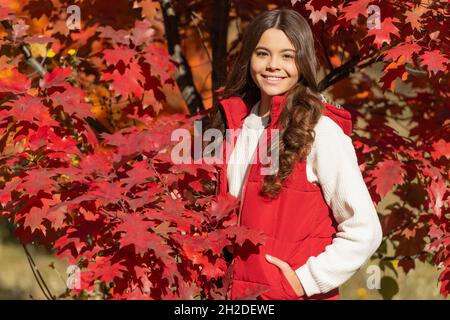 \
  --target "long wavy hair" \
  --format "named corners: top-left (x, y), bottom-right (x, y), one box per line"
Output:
top-left (203, 8), bottom-right (324, 198)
